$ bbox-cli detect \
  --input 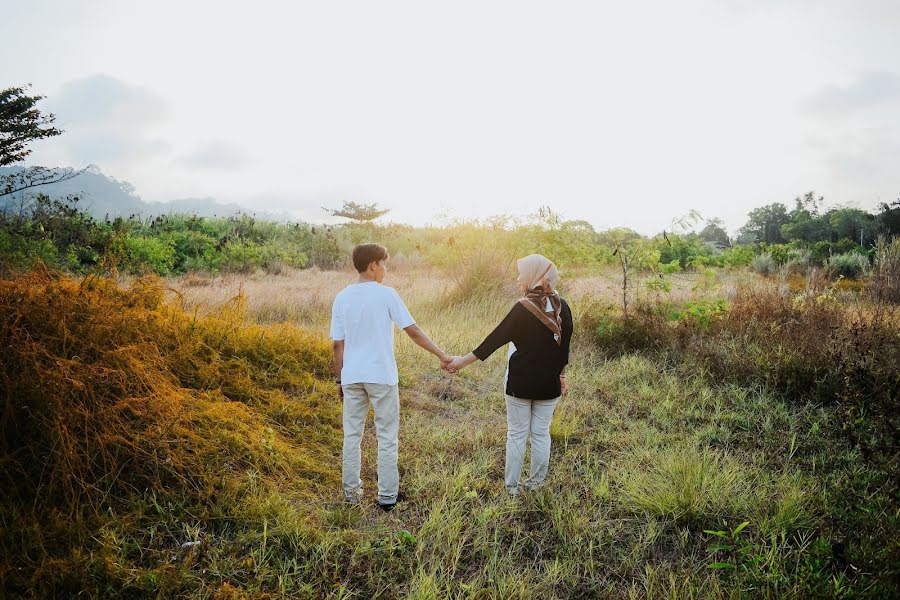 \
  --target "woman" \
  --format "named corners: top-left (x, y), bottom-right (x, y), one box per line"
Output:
top-left (448, 254), bottom-right (573, 496)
